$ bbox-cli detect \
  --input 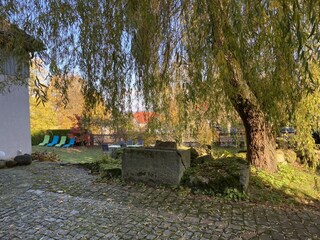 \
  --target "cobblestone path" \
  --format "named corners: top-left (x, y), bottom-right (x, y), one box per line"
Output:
top-left (0, 162), bottom-right (319, 239)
